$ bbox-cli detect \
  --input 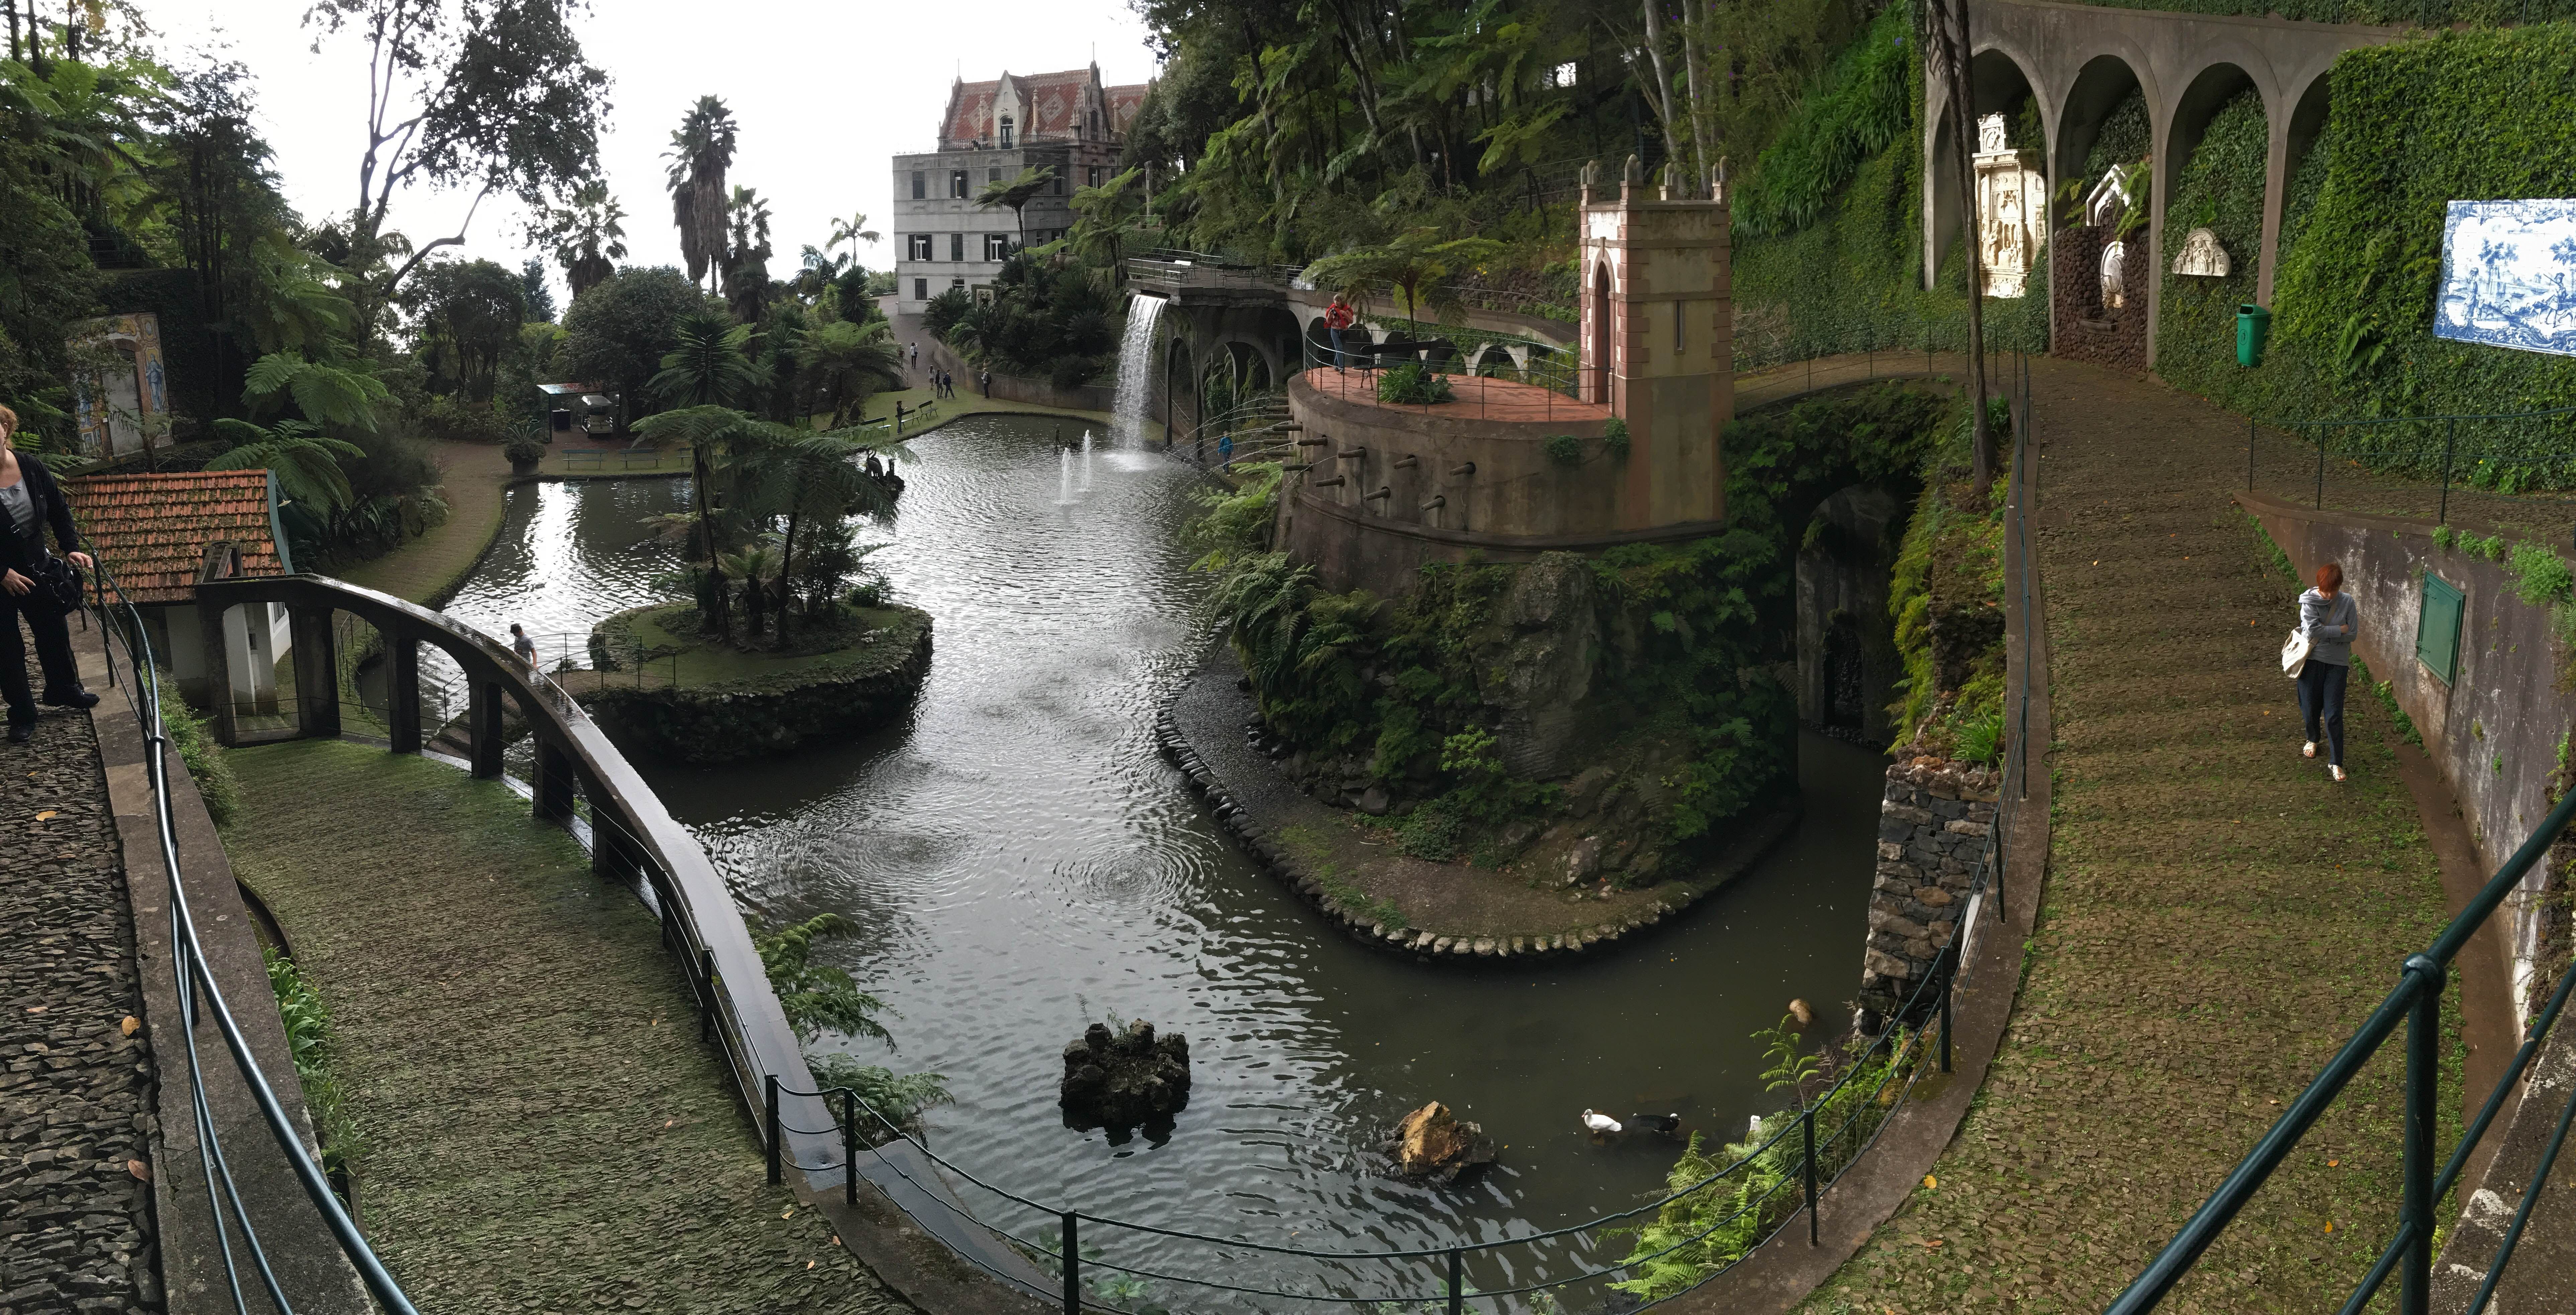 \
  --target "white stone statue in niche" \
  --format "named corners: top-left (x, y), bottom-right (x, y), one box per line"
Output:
top-left (1971, 112), bottom-right (2046, 298)
top-left (2085, 171), bottom-right (2130, 230)
top-left (2100, 241), bottom-right (2126, 309)
top-left (2173, 227), bottom-right (2231, 277)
